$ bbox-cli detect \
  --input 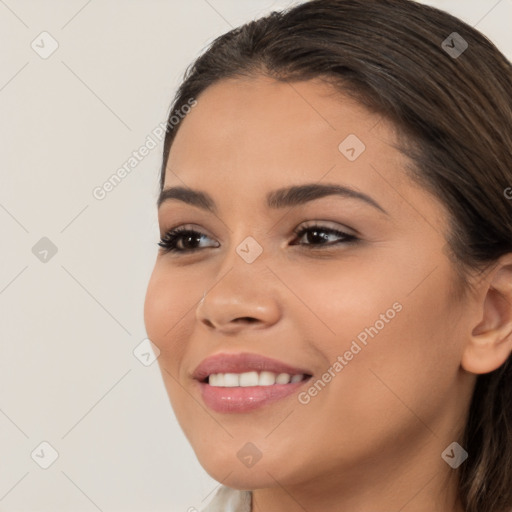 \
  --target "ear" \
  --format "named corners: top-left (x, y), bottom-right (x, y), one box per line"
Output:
top-left (461, 254), bottom-right (512, 374)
